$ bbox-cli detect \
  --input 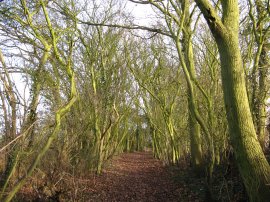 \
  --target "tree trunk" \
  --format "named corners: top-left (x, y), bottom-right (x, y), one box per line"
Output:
top-left (218, 32), bottom-right (270, 201)
top-left (182, 0), bottom-right (203, 172)
top-left (194, 0), bottom-right (270, 201)
top-left (254, 0), bottom-right (269, 148)
top-left (256, 45), bottom-right (268, 148)
top-left (188, 97), bottom-right (203, 170)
